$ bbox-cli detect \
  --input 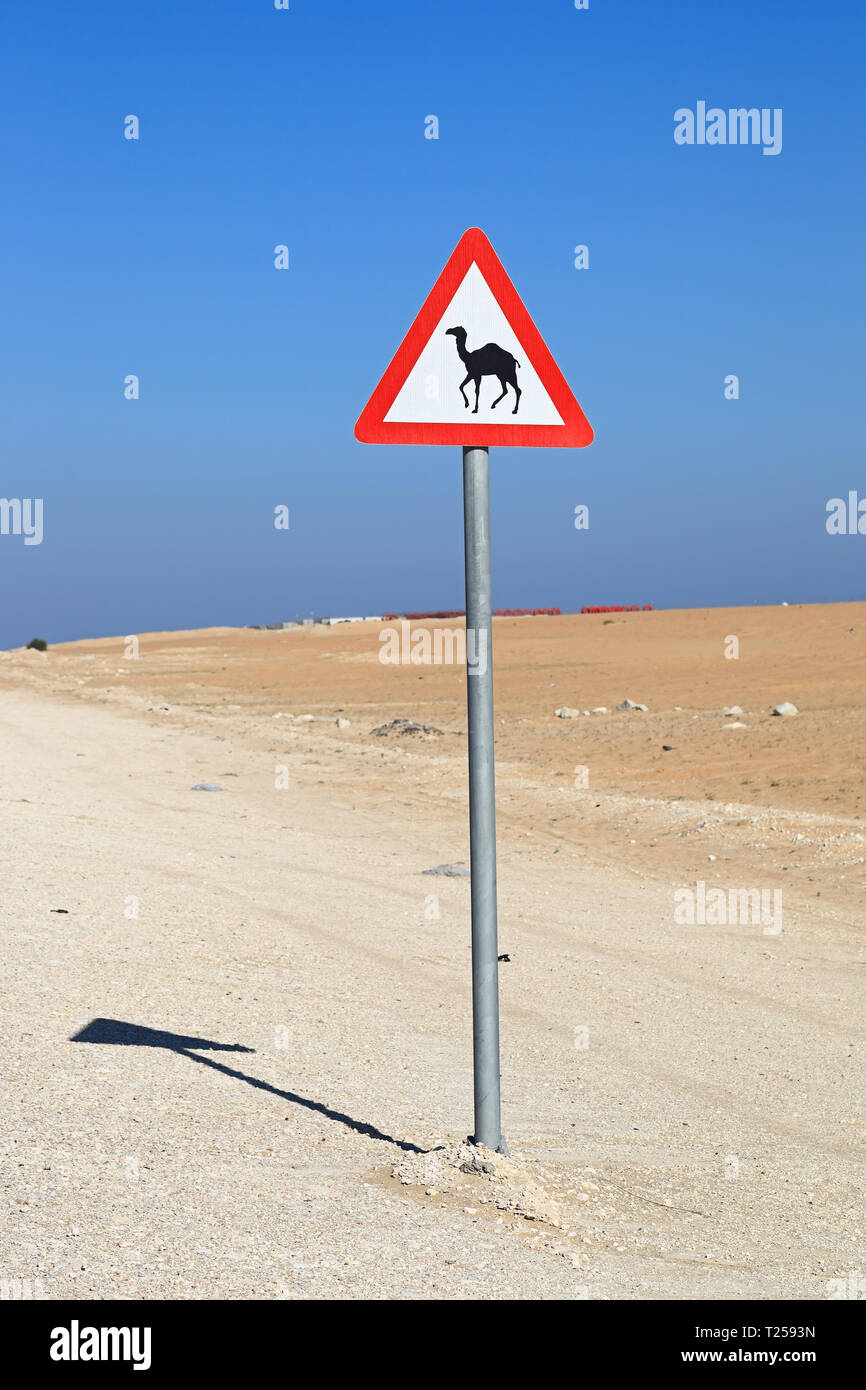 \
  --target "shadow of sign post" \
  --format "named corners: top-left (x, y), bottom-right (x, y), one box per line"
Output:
top-left (71, 1018), bottom-right (255, 1052)
top-left (71, 1018), bottom-right (425, 1153)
